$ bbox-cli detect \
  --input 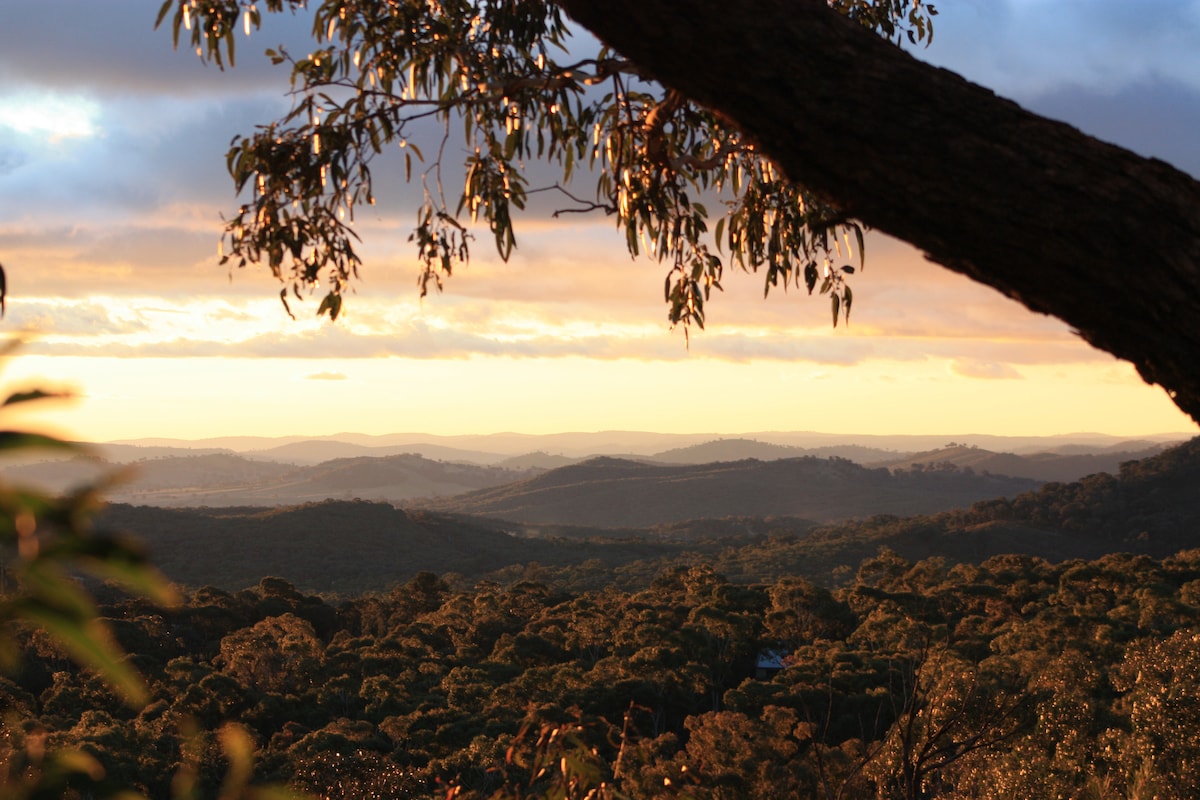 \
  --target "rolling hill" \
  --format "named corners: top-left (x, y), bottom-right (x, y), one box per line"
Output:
top-left (93, 437), bottom-right (1200, 595)
top-left (0, 452), bottom-right (535, 507)
top-left (648, 438), bottom-right (904, 464)
top-left (865, 442), bottom-right (1171, 483)
top-left (95, 501), bottom-right (702, 595)
top-left (414, 455), bottom-right (1041, 527)
top-left (3, 435), bottom-right (1179, 512)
